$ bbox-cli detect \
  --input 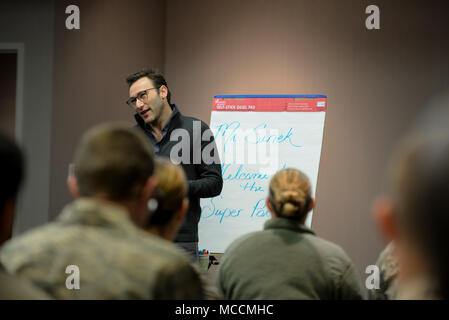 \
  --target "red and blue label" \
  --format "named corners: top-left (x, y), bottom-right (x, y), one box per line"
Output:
top-left (212, 95), bottom-right (327, 112)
